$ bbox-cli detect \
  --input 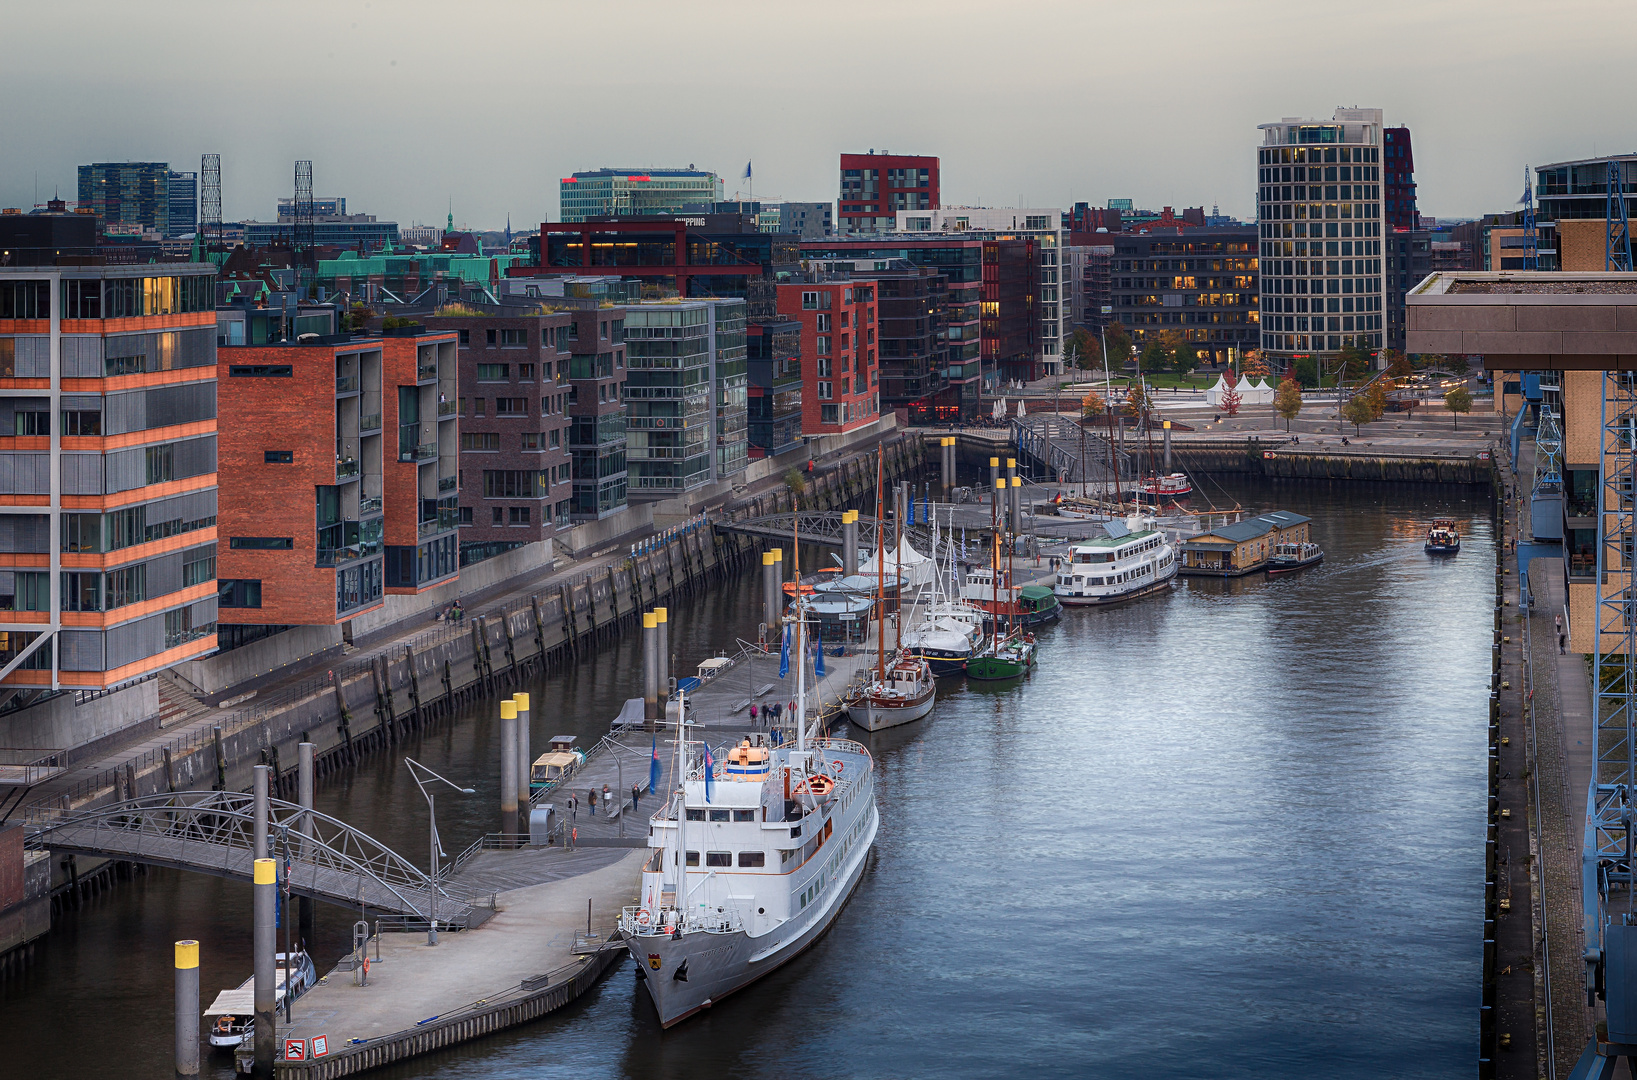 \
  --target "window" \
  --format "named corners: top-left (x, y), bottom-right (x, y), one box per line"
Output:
top-left (519, 364), bottom-right (534, 380)
top-left (183, 551), bottom-right (215, 586)
top-left (484, 470), bottom-right (546, 498)
top-left (458, 330), bottom-right (469, 346)
top-left (476, 364), bottom-right (509, 381)
top-left (521, 432), bottom-right (542, 450)
top-left (461, 432), bottom-right (500, 451)
top-left (733, 810), bottom-right (756, 822)
top-left (230, 537), bottom-right (293, 550)
top-left (491, 506), bottom-right (504, 525)
top-left (61, 410), bottom-right (100, 436)
top-left (145, 444), bottom-right (174, 484)
top-left (738, 851), bottom-right (765, 867)
top-left (12, 409), bottom-right (47, 436)
top-left (705, 852), bottom-right (732, 867)
top-left (500, 329), bottom-right (527, 347)
top-left (549, 428), bottom-right (561, 448)
top-left (495, 397), bottom-right (526, 416)
top-left (104, 564), bottom-right (146, 609)
top-left (486, 329), bottom-right (497, 346)
top-left (473, 398), bottom-right (486, 416)
top-left (60, 572), bottom-right (100, 612)
top-left (61, 513), bottom-right (100, 553)
top-left (686, 808), bottom-right (706, 821)
top-left (508, 506), bottom-right (530, 525)
top-left (709, 809), bottom-right (730, 822)
top-left (685, 851), bottom-right (699, 866)
top-left (801, 291), bottom-right (819, 310)
top-left (816, 335), bottom-right (831, 355)
top-left (817, 381), bottom-right (832, 400)
top-left (458, 506), bottom-right (473, 526)
top-left (6, 571), bottom-right (49, 612)
top-left (264, 450), bottom-right (294, 463)
top-left (229, 365), bottom-right (293, 377)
